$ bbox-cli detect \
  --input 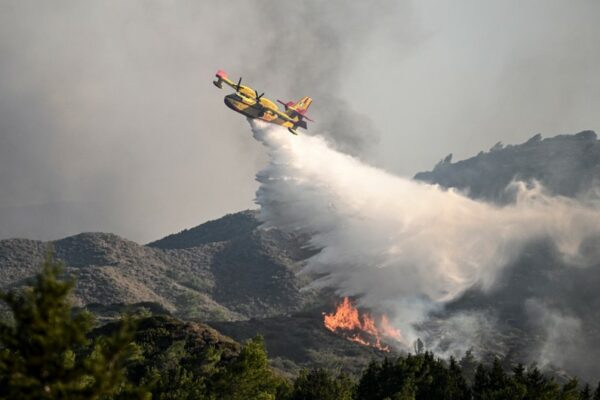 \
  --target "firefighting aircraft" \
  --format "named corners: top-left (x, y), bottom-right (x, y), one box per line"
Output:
top-left (213, 70), bottom-right (313, 135)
